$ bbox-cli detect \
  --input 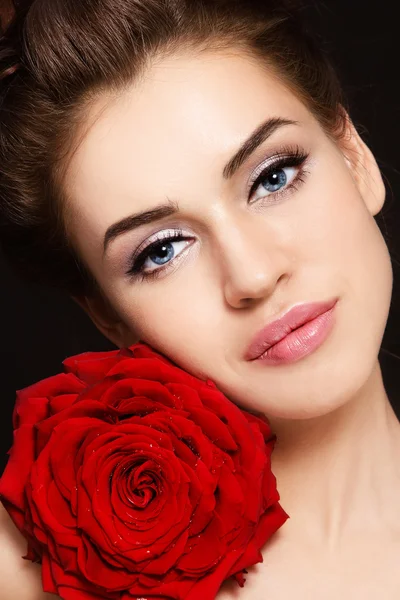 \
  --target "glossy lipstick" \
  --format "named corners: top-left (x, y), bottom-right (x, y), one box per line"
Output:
top-left (245, 298), bottom-right (338, 365)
